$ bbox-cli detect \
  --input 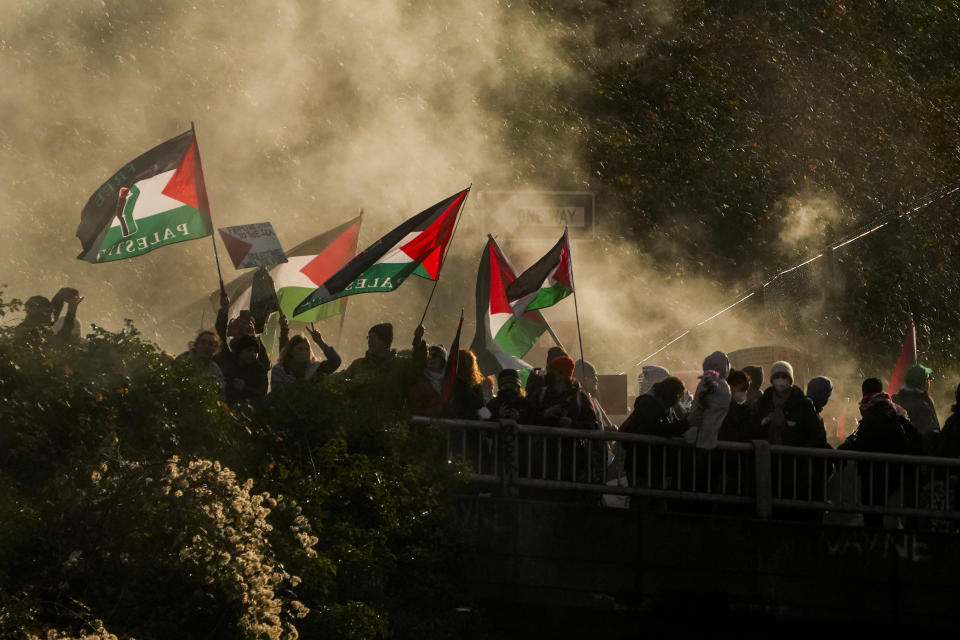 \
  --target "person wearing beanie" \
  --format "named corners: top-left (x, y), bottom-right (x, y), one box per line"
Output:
top-left (892, 363), bottom-right (940, 437)
top-left (805, 376), bottom-right (834, 413)
top-left (753, 360), bottom-right (826, 449)
top-left (638, 365), bottom-right (671, 397)
top-left (683, 351), bottom-right (732, 449)
top-left (939, 383), bottom-right (960, 457)
top-left (525, 346), bottom-right (568, 398)
top-left (742, 365), bottom-right (764, 406)
top-left (529, 355), bottom-right (597, 431)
